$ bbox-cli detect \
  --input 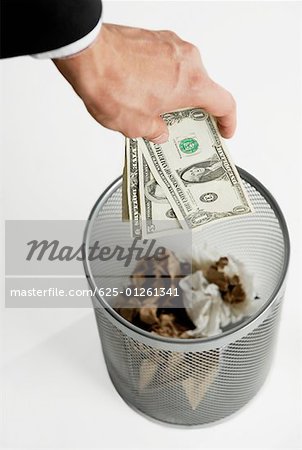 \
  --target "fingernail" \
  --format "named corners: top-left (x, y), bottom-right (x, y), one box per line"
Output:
top-left (151, 133), bottom-right (169, 145)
